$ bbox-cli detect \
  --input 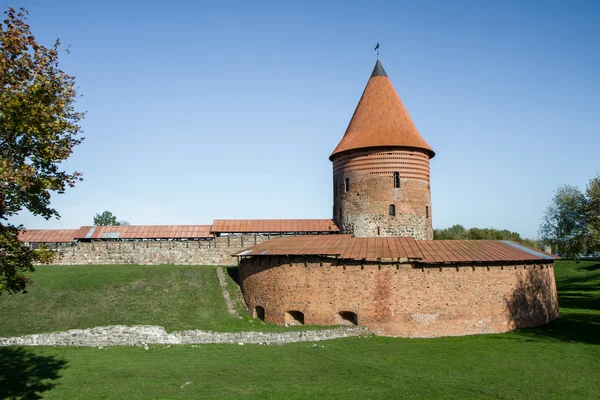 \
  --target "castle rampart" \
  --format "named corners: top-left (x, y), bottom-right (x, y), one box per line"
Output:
top-left (40, 235), bottom-right (276, 266)
top-left (238, 256), bottom-right (559, 337)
